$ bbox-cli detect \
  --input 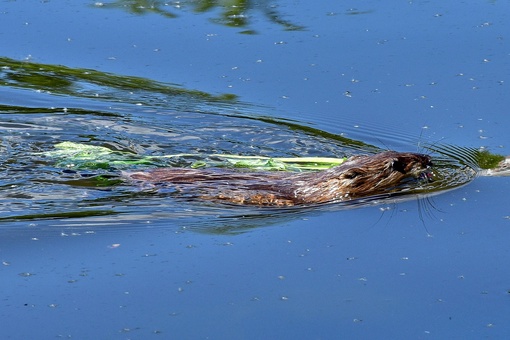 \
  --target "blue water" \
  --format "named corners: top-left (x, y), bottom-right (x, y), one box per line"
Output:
top-left (1, 1), bottom-right (510, 339)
